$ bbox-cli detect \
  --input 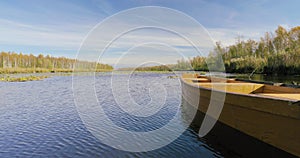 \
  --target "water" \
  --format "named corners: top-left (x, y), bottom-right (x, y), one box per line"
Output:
top-left (0, 73), bottom-right (222, 158)
top-left (234, 74), bottom-right (300, 85)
